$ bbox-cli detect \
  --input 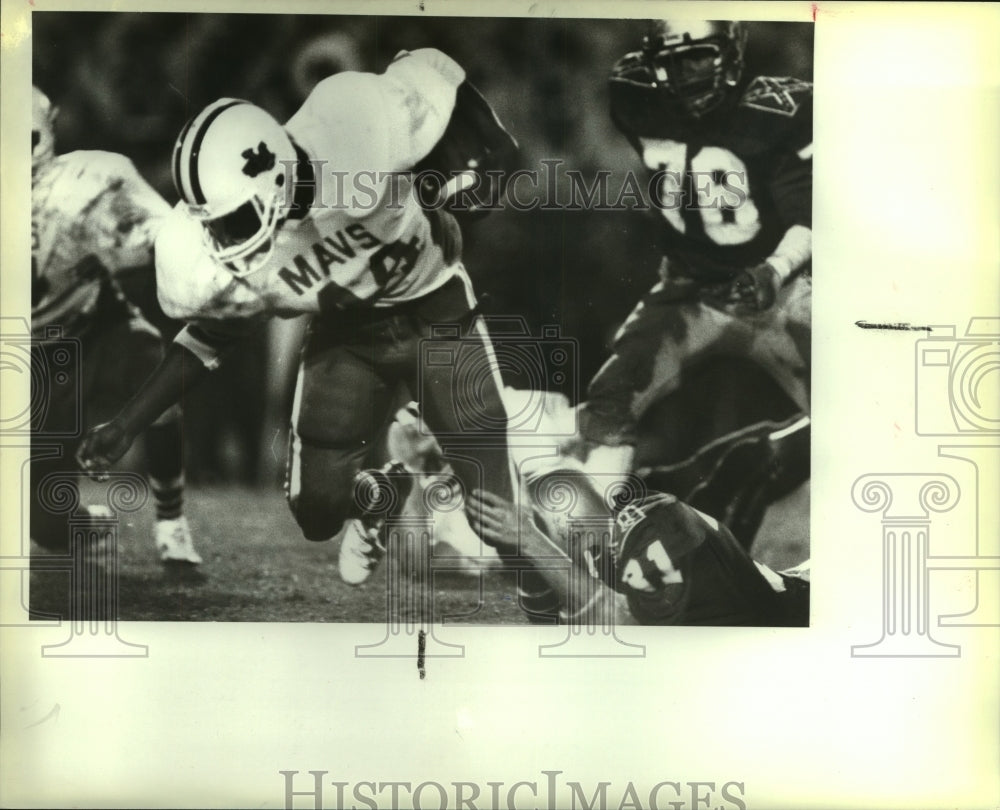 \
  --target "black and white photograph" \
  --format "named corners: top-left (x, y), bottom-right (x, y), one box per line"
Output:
top-left (25, 11), bottom-right (812, 628)
top-left (1, 2), bottom-right (997, 809)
